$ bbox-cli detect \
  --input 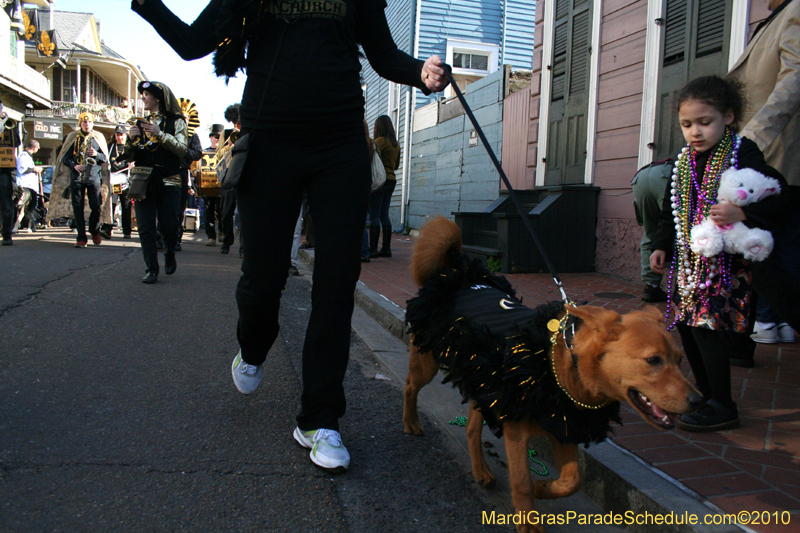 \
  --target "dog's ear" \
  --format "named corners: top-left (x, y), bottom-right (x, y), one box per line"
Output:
top-left (567, 305), bottom-right (623, 343)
